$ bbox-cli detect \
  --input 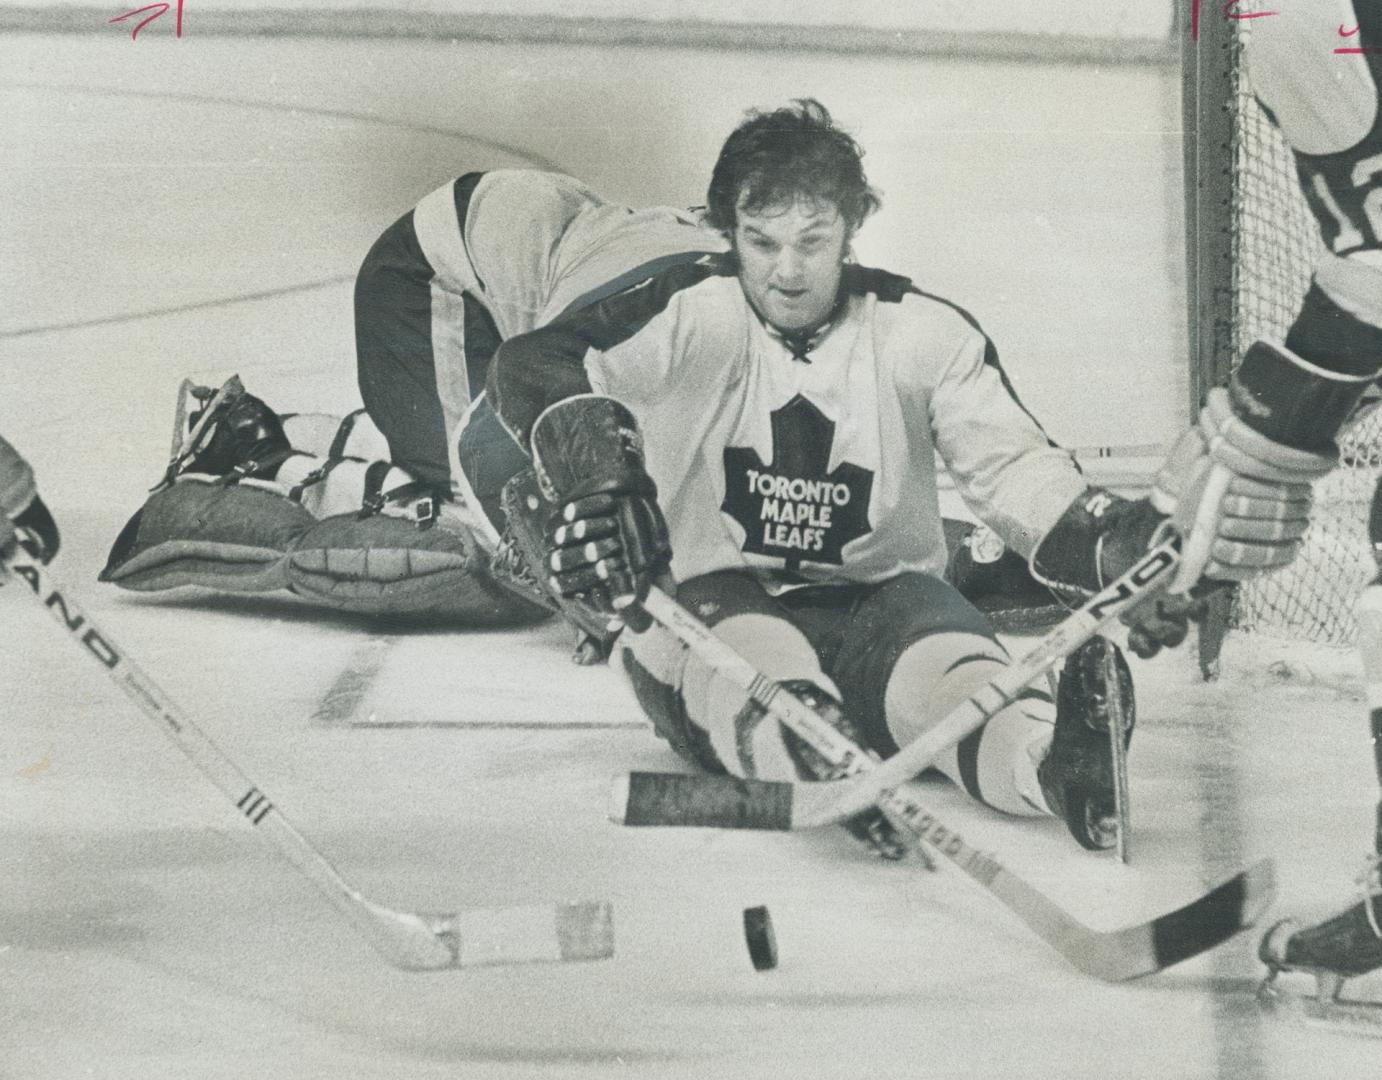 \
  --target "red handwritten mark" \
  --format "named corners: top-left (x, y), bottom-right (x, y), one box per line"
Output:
top-left (109, 0), bottom-right (184, 39)
top-left (1222, 1), bottom-right (1277, 21)
top-left (1192, 1), bottom-right (1276, 41)
top-left (1335, 23), bottom-right (1382, 54)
